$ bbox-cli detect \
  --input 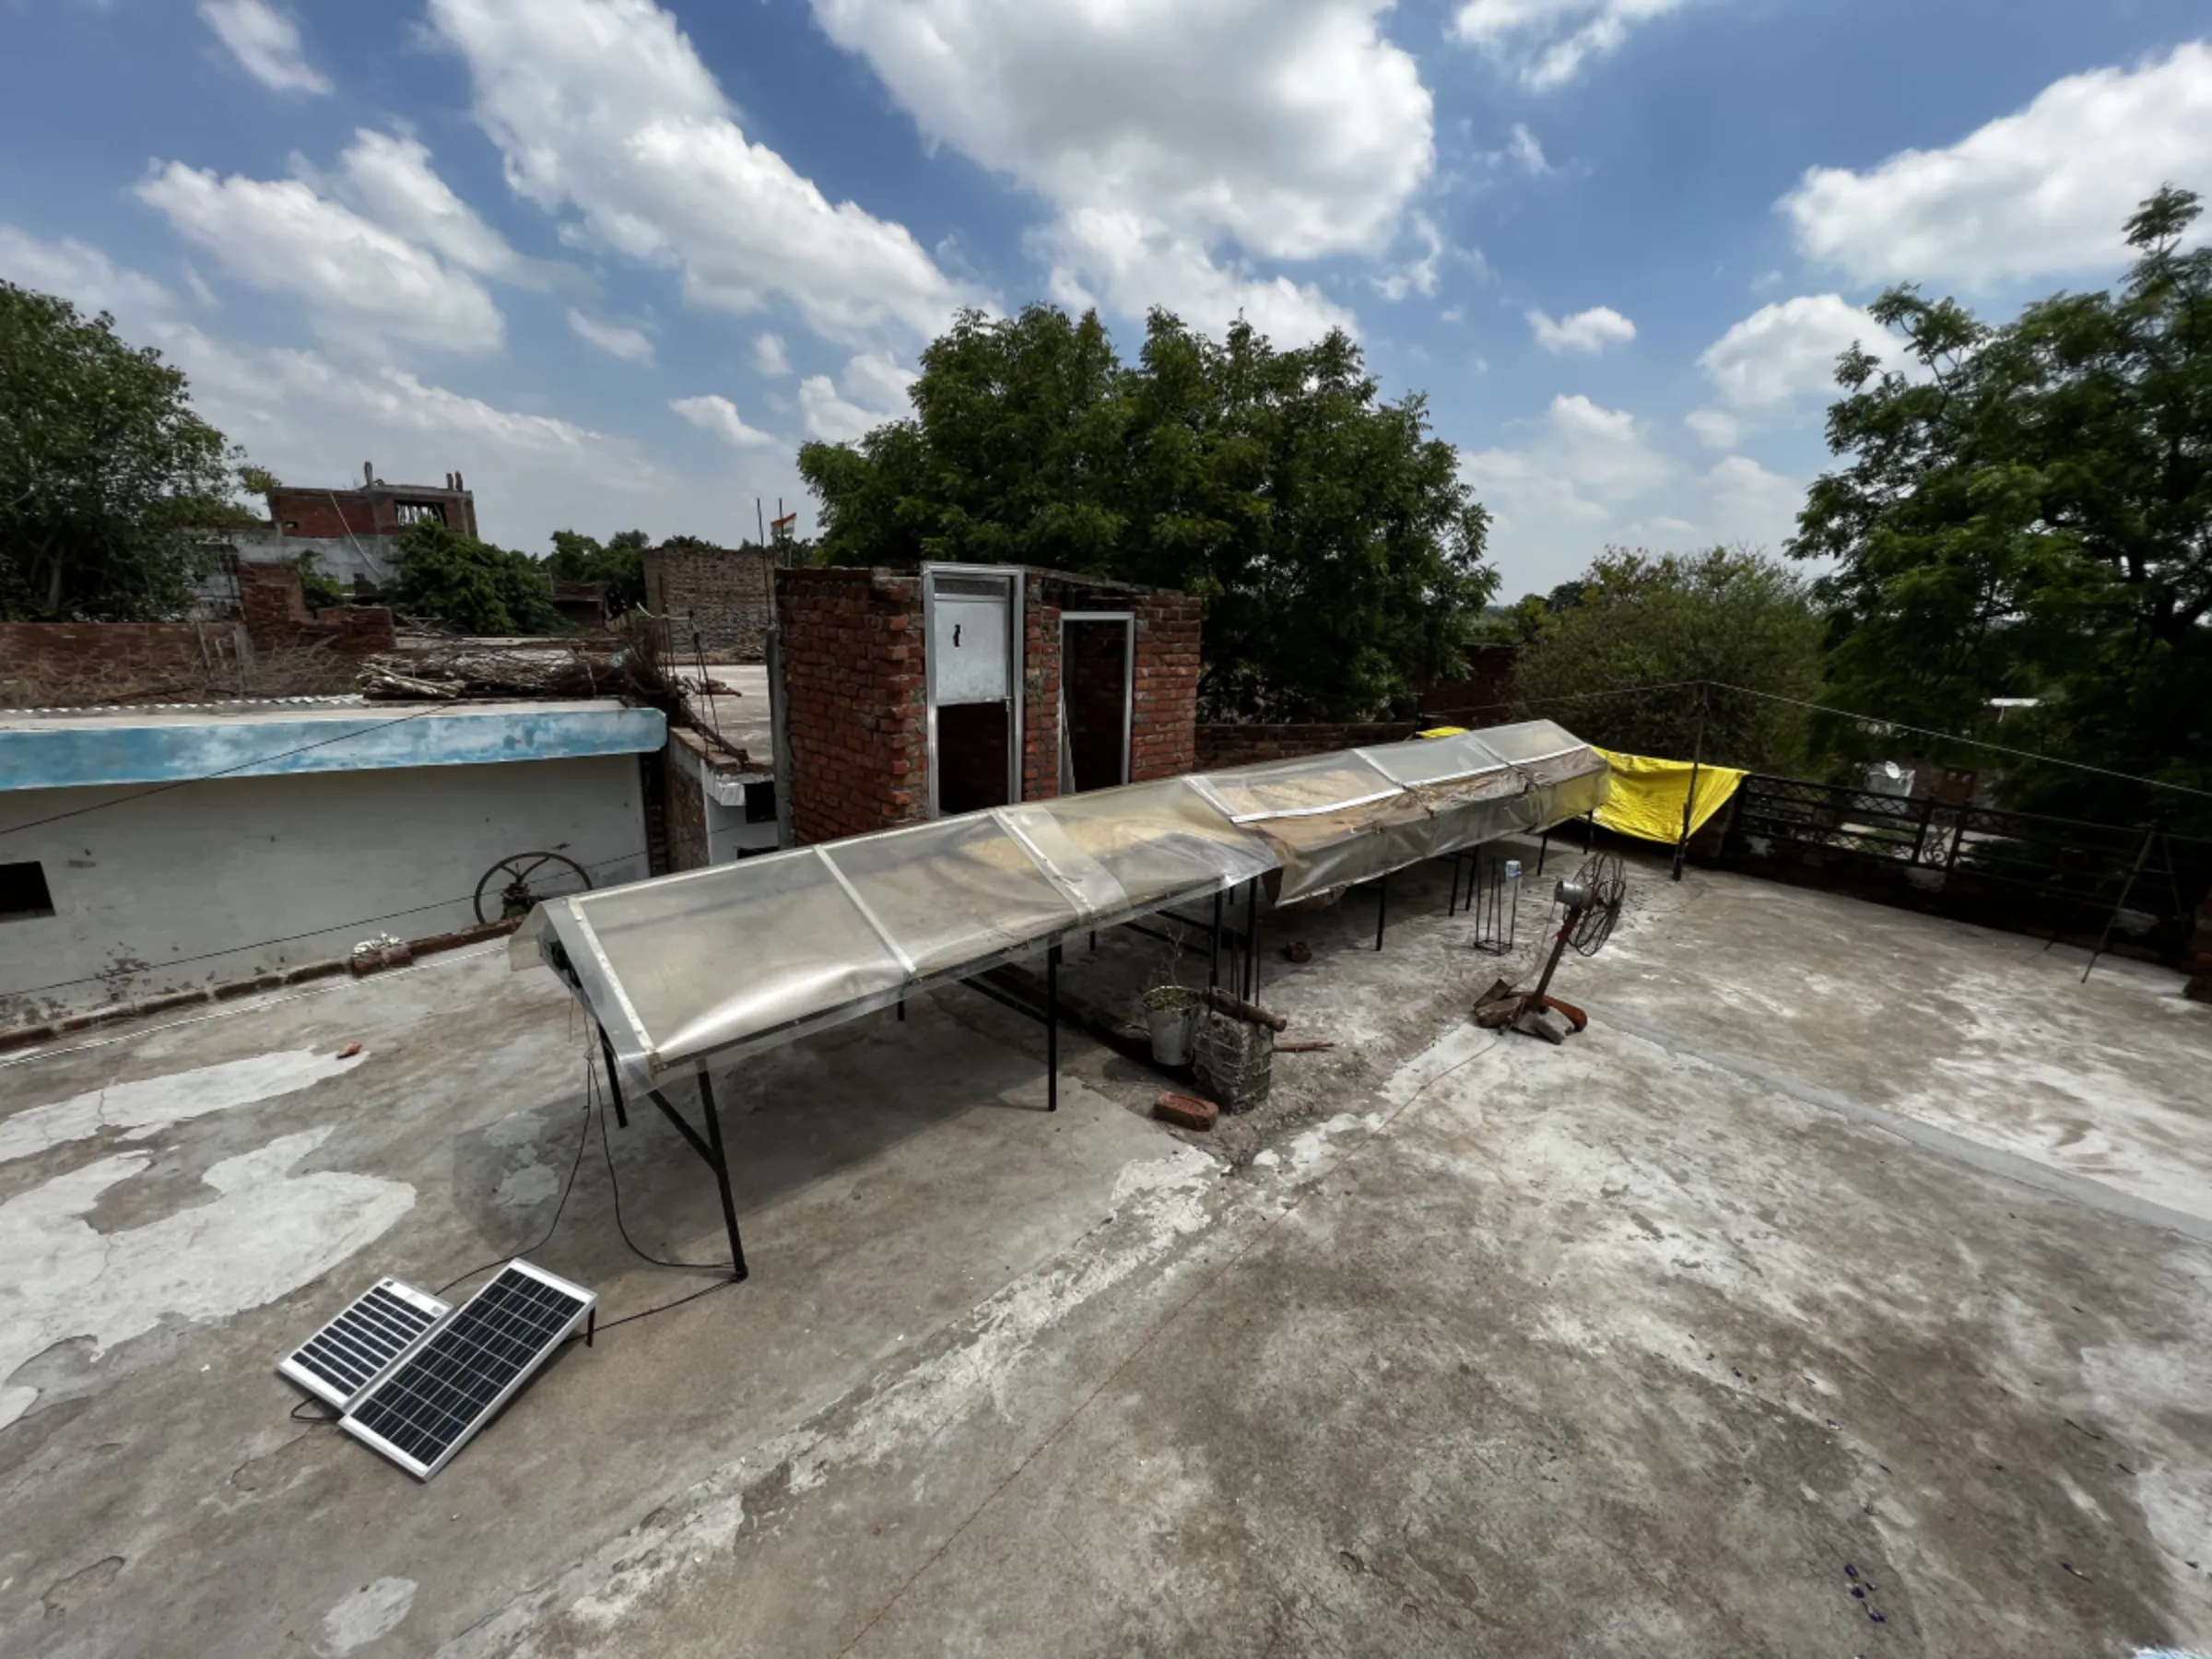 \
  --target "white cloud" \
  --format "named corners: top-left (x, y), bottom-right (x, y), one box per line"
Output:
top-left (1685, 408), bottom-right (1741, 450)
top-left (1464, 393), bottom-right (1671, 515)
top-left (794, 352), bottom-right (915, 442)
top-left (1701, 453), bottom-right (1803, 547)
top-left (1699, 294), bottom-right (1884, 407)
top-left (839, 350), bottom-right (917, 415)
top-left (332, 130), bottom-right (553, 289)
top-left (1372, 213), bottom-right (1444, 302)
top-left (1459, 394), bottom-right (1682, 590)
top-left (1041, 210), bottom-right (1355, 343)
top-left (427, 0), bottom-right (973, 346)
top-left (135, 162), bottom-right (503, 354)
top-left (568, 309), bottom-right (654, 361)
top-left (750, 332), bottom-right (792, 376)
top-left (0, 223), bottom-right (808, 552)
top-left (1452, 0), bottom-right (1684, 89)
top-left (812, 0), bottom-right (1431, 339)
top-left (1506, 123), bottom-right (1551, 174)
top-left (671, 394), bottom-right (777, 449)
top-left (797, 377), bottom-right (883, 444)
top-left (1526, 304), bottom-right (1635, 354)
top-left (198, 0), bottom-right (330, 95)
top-left (1783, 42), bottom-right (2212, 288)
